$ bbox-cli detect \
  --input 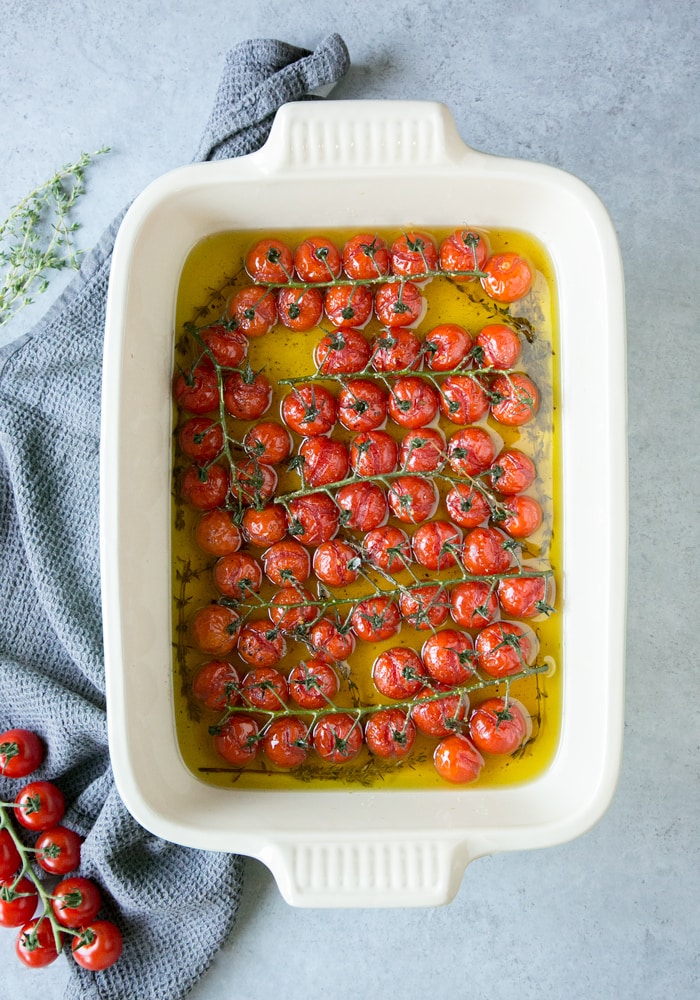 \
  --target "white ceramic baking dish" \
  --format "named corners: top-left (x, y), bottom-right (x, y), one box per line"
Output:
top-left (101, 101), bottom-right (626, 907)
